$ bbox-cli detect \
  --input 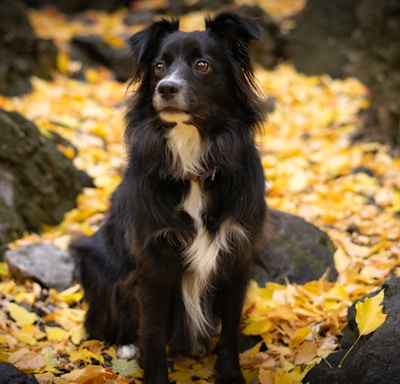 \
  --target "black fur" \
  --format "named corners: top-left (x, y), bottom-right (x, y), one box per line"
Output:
top-left (71, 12), bottom-right (268, 384)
